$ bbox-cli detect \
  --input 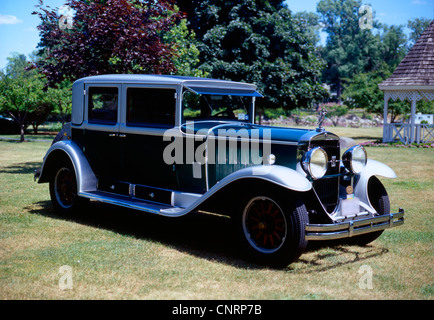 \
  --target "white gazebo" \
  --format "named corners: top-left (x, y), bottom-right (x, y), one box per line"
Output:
top-left (378, 20), bottom-right (434, 144)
